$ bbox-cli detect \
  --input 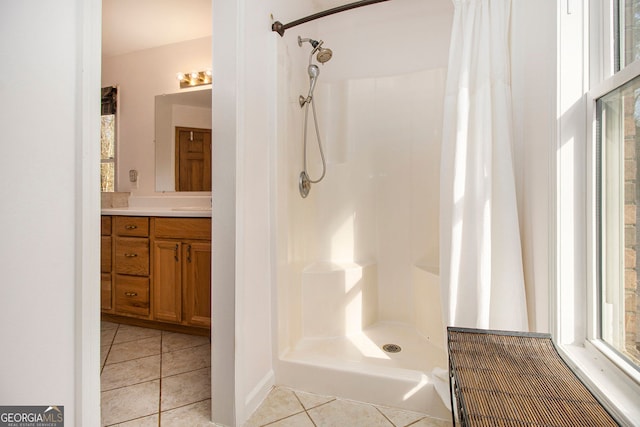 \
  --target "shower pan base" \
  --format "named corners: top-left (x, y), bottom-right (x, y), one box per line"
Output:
top-left (277, 322), bottom-right (451, 419)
